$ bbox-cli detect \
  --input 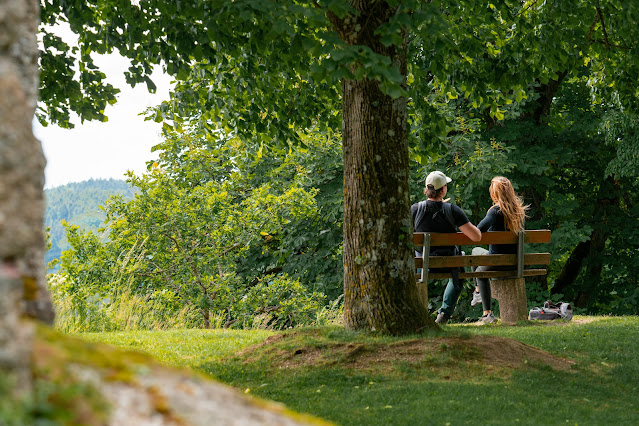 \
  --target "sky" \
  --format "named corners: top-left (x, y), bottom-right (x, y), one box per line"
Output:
top-left (35, 51), bottom-right (173, 189)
